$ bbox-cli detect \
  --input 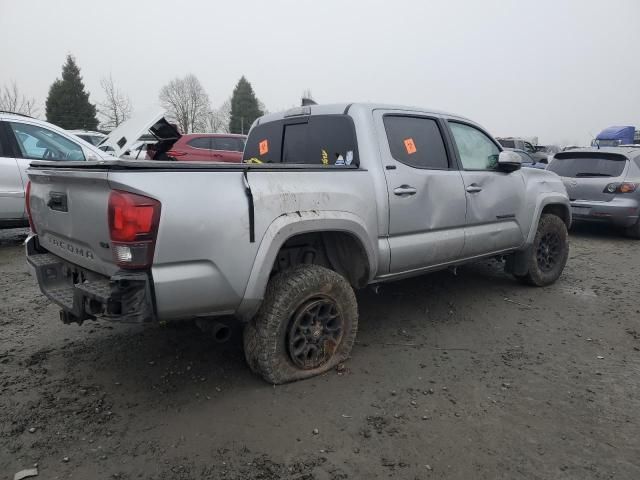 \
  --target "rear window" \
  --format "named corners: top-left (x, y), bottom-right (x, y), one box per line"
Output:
top-left (243, 115), bottom-right (358, 166)
top-left (548, 154), bottom-right (627, 178)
